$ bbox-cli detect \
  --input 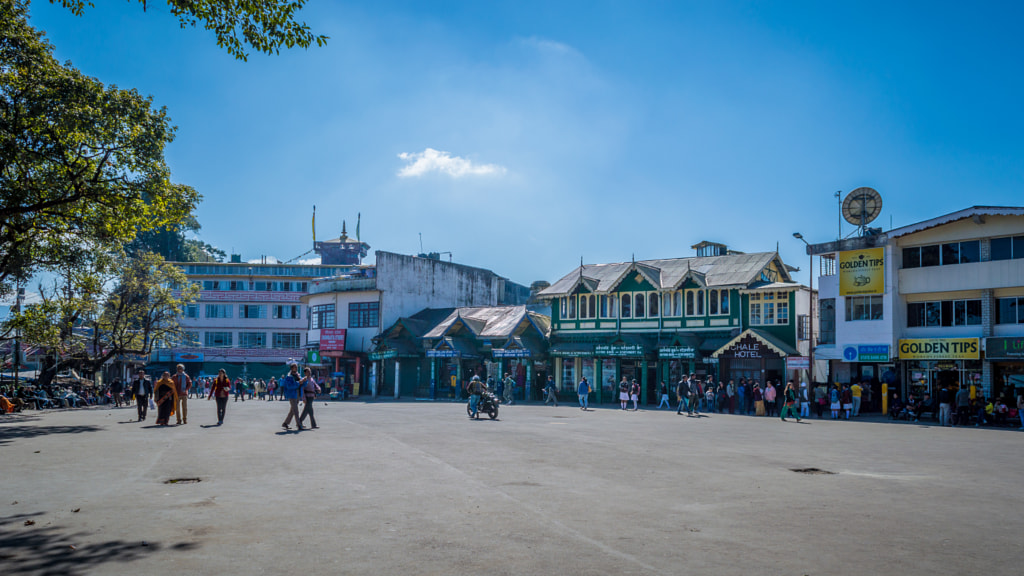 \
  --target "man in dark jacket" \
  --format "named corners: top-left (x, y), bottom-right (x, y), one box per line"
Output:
top-left (130, 370), bottom-right (152, 421)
